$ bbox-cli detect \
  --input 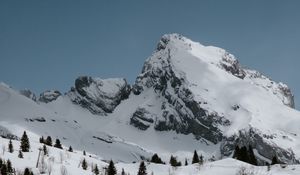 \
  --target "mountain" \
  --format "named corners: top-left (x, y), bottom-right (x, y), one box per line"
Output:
top-left (1, 33), bottom-right (300, 170)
